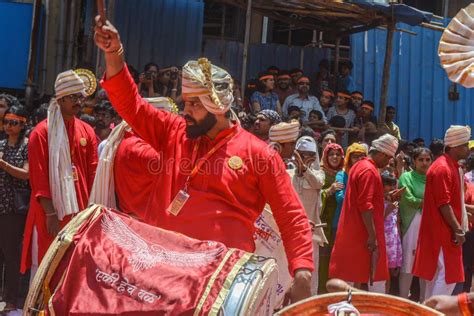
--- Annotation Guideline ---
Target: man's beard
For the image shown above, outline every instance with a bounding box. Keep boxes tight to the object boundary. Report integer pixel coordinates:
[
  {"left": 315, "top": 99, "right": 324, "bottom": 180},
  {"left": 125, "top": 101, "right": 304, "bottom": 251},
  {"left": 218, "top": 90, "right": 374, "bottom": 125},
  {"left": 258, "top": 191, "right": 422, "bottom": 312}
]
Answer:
[{"left": 185, "top": 112, "right": 217, "bottom": 139}]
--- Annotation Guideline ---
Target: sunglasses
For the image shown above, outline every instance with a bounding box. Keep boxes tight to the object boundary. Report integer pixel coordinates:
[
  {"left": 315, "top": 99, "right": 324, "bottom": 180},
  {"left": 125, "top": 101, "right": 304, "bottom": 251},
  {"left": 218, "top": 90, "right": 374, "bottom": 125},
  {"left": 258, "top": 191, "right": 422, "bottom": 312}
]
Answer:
[{"left": 3, "top": 119, "right": 24, "bottom": 126}]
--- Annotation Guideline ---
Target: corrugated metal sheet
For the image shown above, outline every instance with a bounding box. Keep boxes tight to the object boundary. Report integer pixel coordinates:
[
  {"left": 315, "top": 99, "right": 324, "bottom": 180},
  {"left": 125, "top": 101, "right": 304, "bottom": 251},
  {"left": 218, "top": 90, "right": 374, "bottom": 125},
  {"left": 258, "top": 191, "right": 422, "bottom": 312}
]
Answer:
[
  {"left": 0, "top": 2, "right": 38, "bottom": 89},
  {"left": 113, "top": 0, "right": 203, "bottom": 71},
  {"left": 203, "top": 38, "right": 330, "bottom": 80},
  {"left": 351, "top": 23, "right": 474, "bottom": 142}
]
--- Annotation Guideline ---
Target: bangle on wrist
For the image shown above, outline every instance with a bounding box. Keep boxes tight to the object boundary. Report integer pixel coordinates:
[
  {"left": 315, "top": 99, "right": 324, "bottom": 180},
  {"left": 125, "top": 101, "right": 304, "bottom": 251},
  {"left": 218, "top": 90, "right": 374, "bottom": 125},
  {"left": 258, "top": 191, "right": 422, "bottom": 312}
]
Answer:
[
  {"left": 107, "top": 43, "right": 124, "bottom": 56},
  {"left": 171, "top": 88, "right": 178, "bottom": 92},
  {"left": 455, "top": 231, "right": 465, "bottom": 237},
  {"left": 45, "top": 212, "right": 56, "bottom": 217}
]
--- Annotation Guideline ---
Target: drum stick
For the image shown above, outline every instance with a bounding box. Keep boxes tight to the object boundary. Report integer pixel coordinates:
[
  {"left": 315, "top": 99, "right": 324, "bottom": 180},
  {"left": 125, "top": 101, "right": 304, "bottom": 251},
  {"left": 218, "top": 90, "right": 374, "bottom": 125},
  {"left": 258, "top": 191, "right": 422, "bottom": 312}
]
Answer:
[
  {"left": 97, "top": 0, "right": 106, "bottom": 24},
  {"left": 313, "top": 223, "right": 327, "bottom": 228}
]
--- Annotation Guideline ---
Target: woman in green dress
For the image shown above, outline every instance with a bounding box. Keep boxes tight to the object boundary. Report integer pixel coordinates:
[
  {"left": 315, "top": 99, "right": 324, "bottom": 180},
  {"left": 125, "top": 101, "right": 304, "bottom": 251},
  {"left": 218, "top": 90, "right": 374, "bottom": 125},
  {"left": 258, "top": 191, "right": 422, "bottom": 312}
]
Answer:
[
  {"left": 398, "top": 147, "right": 432, "bottom": 299},
  {"left": 318, "top": 142, "right": 344, "bottom": 293}
]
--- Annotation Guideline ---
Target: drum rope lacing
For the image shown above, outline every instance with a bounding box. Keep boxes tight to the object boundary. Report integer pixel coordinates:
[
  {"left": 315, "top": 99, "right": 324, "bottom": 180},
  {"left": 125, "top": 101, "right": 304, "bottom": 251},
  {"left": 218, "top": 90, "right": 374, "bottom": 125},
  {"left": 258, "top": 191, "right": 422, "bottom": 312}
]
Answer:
[{"left": 327, "top": 289, "right": 361, "bottom": 315}]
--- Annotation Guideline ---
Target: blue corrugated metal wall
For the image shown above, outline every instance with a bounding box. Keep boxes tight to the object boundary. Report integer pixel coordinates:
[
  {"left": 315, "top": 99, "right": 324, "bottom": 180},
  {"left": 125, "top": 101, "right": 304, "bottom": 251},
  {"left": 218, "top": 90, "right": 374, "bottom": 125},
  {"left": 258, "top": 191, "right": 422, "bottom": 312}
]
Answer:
[
  {"left": 203, "top": 38, "right": 330, "bottom": 80},
  {"left": 351, "top": 23, "right": 474, "bottom": 142},
  {"left": 113, "top": 0, "right": 203, "bottom": 72},
  {"left": 0, "top": 2, "right": 37, "bottom": 89}
]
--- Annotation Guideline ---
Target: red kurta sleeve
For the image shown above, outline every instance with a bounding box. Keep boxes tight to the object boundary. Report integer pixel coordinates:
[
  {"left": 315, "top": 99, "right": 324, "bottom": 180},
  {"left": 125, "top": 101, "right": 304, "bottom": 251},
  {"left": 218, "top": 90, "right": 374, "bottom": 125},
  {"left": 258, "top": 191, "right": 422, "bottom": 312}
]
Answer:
[
  {"left": 256, "top": 148, "right": 314, "bottom": 275},
  {"left": 432, "top": 166, "right": 452, "bottom": 208},
  {"left": 356, "top": 169, "right": 376, "bottom": 212},
  {"left": 28, "top": 122, "right": 52, "bottom": 201},
  {"left": 100, "top": 64, "right": 184, "bottom": 152}
]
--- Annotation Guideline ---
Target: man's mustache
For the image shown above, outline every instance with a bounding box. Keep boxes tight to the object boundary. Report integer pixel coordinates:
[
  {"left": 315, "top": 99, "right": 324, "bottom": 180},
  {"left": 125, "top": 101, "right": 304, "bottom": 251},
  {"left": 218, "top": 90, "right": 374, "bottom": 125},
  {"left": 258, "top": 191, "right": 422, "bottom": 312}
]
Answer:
[{"left": 183, "top": 114, "right": 197, "bottom": 124}]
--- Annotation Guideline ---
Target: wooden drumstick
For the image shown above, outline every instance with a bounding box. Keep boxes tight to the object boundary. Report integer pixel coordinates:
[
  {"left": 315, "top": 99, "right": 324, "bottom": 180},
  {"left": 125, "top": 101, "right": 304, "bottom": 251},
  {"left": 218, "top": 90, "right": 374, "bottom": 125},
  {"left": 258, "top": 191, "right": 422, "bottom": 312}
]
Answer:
[
  {"left": 97, "top": 0, "right": 106, "bottom": 24},
  {"left": 326, "top": 278, "right": 361, "bottom": 293}
]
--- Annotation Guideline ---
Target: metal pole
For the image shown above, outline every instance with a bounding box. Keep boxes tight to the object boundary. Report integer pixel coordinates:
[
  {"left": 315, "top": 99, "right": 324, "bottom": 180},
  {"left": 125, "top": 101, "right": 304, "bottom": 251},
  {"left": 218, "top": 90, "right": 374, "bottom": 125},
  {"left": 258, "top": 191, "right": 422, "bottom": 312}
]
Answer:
[
  {"left": 65, "top": 0, "right": 77, "bottom": 69},
  {"left": 25, "top": 0, "right": 42, "bottom": 110},
  {"left": 220, "top": 4, "right": 226, "bottom": 62},
  {"left": 378, "top": 21, "right": 395, "bottom": 126},
  {"left": 334, "top": 37, "right": 340, "bottom": 76},
  {"left": 240, "top": 0, "right": 252, "bottom": 99},
  {"left": 56, "top": 0, "right": 67, "bottom": 74}
]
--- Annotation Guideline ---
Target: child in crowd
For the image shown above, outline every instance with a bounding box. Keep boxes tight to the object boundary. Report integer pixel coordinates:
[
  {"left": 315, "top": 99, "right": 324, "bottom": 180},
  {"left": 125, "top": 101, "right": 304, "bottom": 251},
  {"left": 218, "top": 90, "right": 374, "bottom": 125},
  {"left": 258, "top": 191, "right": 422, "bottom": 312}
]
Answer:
[{"left": 381, "top": 171, "right": 403, "bottom": 294}]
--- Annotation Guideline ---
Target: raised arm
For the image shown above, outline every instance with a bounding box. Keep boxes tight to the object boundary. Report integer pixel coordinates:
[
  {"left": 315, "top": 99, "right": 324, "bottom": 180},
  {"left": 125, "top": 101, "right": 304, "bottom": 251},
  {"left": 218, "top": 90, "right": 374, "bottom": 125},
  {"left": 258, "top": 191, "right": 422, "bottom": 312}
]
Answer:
[{"left": 94, "top": 16, "right": 183, "bottom": 151}]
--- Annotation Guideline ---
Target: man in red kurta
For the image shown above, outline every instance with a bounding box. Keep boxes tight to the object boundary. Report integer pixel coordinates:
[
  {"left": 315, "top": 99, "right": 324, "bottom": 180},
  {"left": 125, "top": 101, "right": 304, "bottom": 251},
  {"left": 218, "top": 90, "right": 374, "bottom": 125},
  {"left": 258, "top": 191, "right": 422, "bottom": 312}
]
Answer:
[
  {"left": 114, "top": 131, "right": 160, "bottom": 215},
  {"left": 413, "top": 125, "right": 470, "bottom": 300},
  {"left": 329, "top": 134, "right": 398, "bottom": 293},
  {"left": 95, "top": 18, "right": 313, "bottom": 301},
  {"left": 21, "top": 70, "right": 98, "bottom": 274}
]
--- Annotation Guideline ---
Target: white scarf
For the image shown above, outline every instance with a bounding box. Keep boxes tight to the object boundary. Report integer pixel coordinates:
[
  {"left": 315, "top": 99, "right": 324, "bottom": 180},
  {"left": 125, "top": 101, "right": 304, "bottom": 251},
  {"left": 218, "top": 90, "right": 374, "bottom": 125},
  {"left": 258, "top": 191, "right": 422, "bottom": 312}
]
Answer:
[
  {"left": 47, "top": 100, "right": 79, "bottom": 220},
  {"left": 459, "top": 167, "right": 469, "bottom": 232},
  {"left": 89, "top": 121, "right": 130, "bottom": 208}
]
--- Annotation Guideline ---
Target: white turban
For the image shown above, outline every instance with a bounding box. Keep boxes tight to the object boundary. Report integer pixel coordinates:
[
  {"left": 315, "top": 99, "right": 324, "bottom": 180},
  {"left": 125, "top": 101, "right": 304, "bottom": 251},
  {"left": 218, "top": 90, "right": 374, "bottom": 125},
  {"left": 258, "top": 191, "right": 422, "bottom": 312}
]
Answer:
[
  {"left": 145, "top": 97, "right": 179, "bottom": 113},
  {"left": 269, "top": 120, "right": 300, "bottom": 144},
  {"left": 182, "top": 58, "right": 234, "bottom": 115},
  {"left": 444, "top": 125, "right": 471, "bottom": 148},
  {"left": 54, "top": 70, "right": 87, "bottom": 100},
  {"left": 370, "top": 134, "right": 399, "bottom": 157},
  {"left": 296, "top": 136, "right": 317, "bottom": 153}
]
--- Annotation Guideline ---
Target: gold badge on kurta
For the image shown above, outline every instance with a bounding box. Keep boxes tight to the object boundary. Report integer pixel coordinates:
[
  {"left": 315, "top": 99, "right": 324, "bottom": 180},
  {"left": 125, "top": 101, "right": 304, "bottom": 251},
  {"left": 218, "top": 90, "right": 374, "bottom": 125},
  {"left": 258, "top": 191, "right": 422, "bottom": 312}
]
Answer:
[
  {"left": 228, "top": 156, "right": 243, "bottom": 170},
  {"left": 80, "top": 138, "right": 87, "bottom": 147}
]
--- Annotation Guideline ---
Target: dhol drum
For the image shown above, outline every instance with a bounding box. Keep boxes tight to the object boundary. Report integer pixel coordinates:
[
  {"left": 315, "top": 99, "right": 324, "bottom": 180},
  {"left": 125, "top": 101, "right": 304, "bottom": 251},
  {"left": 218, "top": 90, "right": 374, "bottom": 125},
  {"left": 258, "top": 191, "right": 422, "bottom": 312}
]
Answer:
[
  {"left": 24, "top": 205, "right": 278, "bottom": 316},
  {"left": 275, "top": 279, "right": 442, "bottom": 316},
  {"left": 254, "top": 206, "right": 293, "bottom": 308}
]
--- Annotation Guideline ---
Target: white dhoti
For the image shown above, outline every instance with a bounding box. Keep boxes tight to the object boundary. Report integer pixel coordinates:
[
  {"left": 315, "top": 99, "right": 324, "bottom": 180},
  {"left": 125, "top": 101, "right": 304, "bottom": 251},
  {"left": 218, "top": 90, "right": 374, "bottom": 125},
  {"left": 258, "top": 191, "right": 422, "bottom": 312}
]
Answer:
[
  {"left": 399, "top": 212, "right": 422, "bottom": 299},
  {"left": 30, "top": 226, "right": 39, "bottom": 285},
  {"left": 423, "top": 250, "right": 456, "bottom": 301}
]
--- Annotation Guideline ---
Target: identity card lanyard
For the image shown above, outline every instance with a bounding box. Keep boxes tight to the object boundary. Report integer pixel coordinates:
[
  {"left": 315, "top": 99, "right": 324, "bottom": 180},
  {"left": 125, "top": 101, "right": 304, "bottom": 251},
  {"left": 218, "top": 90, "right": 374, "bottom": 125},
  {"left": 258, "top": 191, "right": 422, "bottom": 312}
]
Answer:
[{"left": 166, "top": 131, "right": 237, "bottom": 216}]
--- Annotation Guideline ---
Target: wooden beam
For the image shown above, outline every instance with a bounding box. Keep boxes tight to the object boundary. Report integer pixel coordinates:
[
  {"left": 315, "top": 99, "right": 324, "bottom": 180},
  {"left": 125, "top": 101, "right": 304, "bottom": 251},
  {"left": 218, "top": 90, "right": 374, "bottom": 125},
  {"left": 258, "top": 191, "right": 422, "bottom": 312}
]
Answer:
[
  {"left": 421, "top": 22, "right": 445, "bottom": 32},
  {"left": 378, "top": 21, "right": 395, "bottom": 127}
]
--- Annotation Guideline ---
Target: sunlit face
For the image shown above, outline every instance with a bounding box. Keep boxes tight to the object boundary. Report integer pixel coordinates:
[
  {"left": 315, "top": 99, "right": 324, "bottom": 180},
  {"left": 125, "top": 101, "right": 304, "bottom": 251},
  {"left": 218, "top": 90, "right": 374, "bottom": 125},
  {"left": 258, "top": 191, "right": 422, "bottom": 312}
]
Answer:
[
  {"left": 327, "top": 149, "right": 343, "bottom": 169},
  {"left": 253, "top": 114, "right": 271, "bottom": 137},
  {"left": 452, "top": 143, "right": 470, "bottom": 161},
  {"left": 321, "top": 134, "right": 336, "bottom": 151},
  {"left": 374, "top": 151, "right": 392, "bottom": 169},
  {"left": 58, "top": 93, "right": 85, "bottom": 118},
  {"left": 350, "top": 152, "right": 366, "bottom": 166},
  {"left": 182, "top": 96, "right": 217, "bottom": 139},
  {"left": 413, "top": 152, "right": 432, "bottom": 175},
  {"left": 298, "top": 150, "right": 317, "bottom": 165},
  {"left": 3, "top": 116, "right": 25, "bottom": 137}
]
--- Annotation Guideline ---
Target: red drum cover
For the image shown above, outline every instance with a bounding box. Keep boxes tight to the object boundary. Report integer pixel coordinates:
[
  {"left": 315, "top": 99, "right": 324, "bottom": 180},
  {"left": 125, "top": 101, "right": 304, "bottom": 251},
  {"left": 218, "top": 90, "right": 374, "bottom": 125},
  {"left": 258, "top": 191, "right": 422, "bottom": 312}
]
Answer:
[{"left": 46, "top": 207, "right": 251, "bottom": 315}]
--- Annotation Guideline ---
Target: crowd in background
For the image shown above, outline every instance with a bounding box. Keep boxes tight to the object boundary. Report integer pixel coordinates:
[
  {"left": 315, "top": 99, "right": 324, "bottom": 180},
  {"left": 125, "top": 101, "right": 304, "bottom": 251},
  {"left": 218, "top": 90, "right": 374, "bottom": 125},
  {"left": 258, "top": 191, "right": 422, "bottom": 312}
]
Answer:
[{"left": 0, "top": 56, "right": 473, "bottom": 312}]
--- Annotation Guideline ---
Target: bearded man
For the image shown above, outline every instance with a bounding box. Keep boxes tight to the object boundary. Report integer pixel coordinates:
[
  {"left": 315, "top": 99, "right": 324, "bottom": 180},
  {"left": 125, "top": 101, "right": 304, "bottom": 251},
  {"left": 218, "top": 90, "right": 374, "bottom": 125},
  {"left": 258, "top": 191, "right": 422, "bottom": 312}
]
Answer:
[{"left": 94, "top": 16, "right": 313, "bottom": 302}]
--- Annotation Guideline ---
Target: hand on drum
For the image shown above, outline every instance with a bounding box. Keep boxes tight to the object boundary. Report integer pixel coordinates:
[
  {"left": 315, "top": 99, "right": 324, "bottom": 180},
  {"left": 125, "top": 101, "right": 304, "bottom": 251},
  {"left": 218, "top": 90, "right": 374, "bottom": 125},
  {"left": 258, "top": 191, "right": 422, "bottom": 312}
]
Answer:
[
  {"left": 290, "top": 269, "right": 312, "bottom": 303},
  {"left": 424, "top": 295, "right": 461, "bottom": 315}
]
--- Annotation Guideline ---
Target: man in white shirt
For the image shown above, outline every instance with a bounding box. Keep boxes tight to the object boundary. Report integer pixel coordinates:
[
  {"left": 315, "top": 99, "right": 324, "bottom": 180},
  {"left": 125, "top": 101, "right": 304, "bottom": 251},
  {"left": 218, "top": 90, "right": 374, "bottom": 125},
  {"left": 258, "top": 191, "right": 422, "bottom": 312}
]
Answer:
[{"left": 283, "top": 76, "right": 327, "bottom": 125}]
